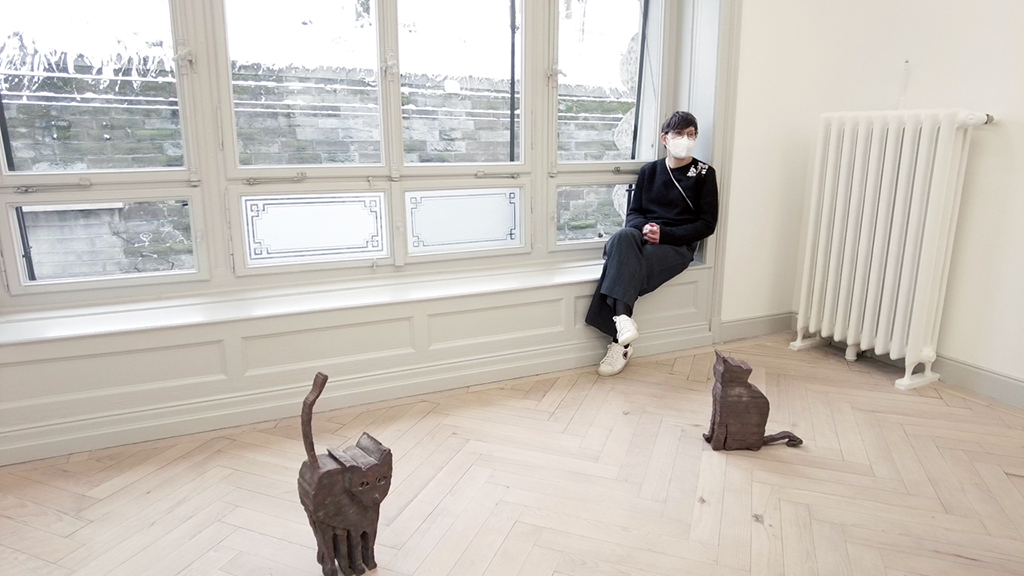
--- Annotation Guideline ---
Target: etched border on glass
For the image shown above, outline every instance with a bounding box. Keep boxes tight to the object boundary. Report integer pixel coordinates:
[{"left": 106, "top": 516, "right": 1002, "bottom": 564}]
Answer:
[
  {"left": 406, "top": 188, "right": 521, "bottom": 255},
  {"left": 242, "top": 193, "right": 386, "bottom": 266}
]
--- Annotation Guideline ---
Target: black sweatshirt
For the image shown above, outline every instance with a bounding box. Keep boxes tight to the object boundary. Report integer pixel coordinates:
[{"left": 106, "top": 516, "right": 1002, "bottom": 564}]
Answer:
[{"left": 624, "top": 157, "right": 719, "bottom": 247}]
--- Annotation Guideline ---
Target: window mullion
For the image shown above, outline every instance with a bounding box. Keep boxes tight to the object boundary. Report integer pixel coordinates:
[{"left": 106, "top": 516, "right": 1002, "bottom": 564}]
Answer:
[
  {"left": 208, "top": 0, "right": 244, "bottom": 180},
  {"left": 529, "top": 0, "right": 557, "bottom": 252},
  {"left": 376, "top": 0, "right": 406, "bottom": 266},
  {"left": 541, "top": 0, "right": 559, "bottom": 181},
  {"left": 377, "top": 0, "right": 404, "bottom": 183},
  {"left": 169, "top": 0, "right": 203, "bottom": 188},
  {"left": 630, "top": 0, "right": 652, "bottom": 160}
]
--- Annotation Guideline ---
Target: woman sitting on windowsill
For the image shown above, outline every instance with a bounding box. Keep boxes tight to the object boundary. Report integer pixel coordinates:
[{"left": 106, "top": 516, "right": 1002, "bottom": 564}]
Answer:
[{"left": 586, "top": 111, "right": 719, "bottom": 376}]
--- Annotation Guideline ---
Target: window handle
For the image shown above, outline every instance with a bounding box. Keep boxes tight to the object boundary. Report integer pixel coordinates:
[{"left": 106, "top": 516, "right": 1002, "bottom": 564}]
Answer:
[
  {"left": 547, "top": 67, "right": 565, "bottom": 87},
  {"left": 174, "top": 48, "right": 196, "bottom": 73},
  {"left": 383, "top": 51, "right": 399, "bottom": 80},
  {"left": 475, "top": 170, "right": 519, "bottom": 179}
]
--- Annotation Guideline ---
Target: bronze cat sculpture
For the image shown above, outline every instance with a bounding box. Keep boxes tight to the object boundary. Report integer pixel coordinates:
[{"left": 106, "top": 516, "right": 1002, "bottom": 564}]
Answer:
[
  {"left": 703, "top": 351, "right": 803, "bottom": 451},
  {"left": 298, "top": 373, "right": 392, "bottom": 576}
]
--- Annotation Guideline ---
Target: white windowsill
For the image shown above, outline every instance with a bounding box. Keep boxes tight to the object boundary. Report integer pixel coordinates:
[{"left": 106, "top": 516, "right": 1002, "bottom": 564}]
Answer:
[{"left": 0, "top": 259, "right": 625, "bottom": 346}]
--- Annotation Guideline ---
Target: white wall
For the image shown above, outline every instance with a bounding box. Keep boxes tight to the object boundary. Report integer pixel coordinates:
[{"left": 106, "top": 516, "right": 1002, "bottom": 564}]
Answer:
[{"left": 721, "top": 0, "right": 1024, "bottom": 381}]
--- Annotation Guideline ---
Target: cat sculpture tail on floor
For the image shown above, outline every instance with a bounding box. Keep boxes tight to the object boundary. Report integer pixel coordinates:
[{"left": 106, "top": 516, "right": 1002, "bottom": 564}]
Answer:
[
  {"left": 298, "top": 372, "right": 393, "bottom": 576},
  {"left": 703, "top": 351, "right": 803, "bottom": 451}
]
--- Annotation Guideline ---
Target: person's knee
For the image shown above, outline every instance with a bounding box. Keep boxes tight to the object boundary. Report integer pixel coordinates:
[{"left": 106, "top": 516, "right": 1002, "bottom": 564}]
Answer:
[{"left": 607, "top": 227, "right": 642, "bottom": 248}]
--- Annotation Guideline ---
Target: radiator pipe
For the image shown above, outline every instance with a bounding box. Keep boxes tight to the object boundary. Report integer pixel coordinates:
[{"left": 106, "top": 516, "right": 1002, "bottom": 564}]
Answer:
[{"left": 960, "top": 111, "right": 994, "bottom": 126}]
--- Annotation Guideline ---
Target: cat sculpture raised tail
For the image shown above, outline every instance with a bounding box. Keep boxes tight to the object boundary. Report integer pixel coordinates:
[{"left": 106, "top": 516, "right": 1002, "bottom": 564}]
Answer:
[
  {"left": 298, "top": 373, "right": 392, "bottom": 576},
  {"left": 703, "top": 351, "right": 803, "bottom": 451}
]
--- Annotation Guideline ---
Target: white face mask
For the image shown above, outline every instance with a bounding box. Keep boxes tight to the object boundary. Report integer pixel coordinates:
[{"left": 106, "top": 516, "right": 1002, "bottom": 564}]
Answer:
[{"left": 666, "top": 135, "right": 696, "bottom": 159}]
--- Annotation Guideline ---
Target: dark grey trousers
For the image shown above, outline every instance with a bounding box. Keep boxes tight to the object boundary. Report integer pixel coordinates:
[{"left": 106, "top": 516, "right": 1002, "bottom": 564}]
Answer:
[{"left": 585, "top": 227, "right": 695, "bottom": 339}]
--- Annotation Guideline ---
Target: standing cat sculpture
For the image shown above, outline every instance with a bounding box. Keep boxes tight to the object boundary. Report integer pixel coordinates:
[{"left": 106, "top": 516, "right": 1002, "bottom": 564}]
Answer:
[
  {"left": 703, "top": 351, "right": 803, "bottom": 451},
  {"left": 298, "top": 373, "right": 392, "bottom": 576}
]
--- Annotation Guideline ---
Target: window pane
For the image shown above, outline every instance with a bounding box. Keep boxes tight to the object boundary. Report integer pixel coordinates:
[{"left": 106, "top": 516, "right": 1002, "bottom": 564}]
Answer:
[
  {"left": 242, "top": 193, "right": 387, "bottom": 266},
  {"left": 0, "top": 1, "right": 184, "bottom": 172},
  {"left": 15, "top": 200, "right": 195, "bottom": 282},
  {"left": 406, "top": 188, "right": 521, "bottom": 254},
  {"left": 224, "top": 0, "right": 382, "bottom": 167},
  {"left": 556, "top": 184, "right": 627, "bottom": 243},
  {"left": 397, "top": 0, "right": 522, "bottom": 164},
  {"left": 557, "top": 0, "right": 661, "bottom": 163}
]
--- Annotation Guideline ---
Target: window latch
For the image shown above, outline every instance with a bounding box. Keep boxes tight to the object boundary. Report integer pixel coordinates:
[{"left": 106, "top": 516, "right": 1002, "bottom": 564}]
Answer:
[
  {"left": 475, "top": 170, "right": 519, "bottom": 179},
  {"left": 547, "top": 67, "right": 565, "bottom": 87},
  {"left": 174, "top": 48, "right": 196, "bottom": 73},
  {"left": 383, "top": 51, "right": 399, "bottom": 80},
  {"left": 13, "top": 178, "right": 90, "bottom": 193}
]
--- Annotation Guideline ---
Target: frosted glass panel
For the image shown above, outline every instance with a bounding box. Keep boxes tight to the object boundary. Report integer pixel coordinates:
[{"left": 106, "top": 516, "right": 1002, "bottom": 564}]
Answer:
[
  {"left": 242, "top": 193, "right": 386, "bottom": 266},
  {"left": 406, "top": 188, "right": 520, "bottom": 255},
  {"left": 556, "top": 184, "right": 627, "bottom": 243}
]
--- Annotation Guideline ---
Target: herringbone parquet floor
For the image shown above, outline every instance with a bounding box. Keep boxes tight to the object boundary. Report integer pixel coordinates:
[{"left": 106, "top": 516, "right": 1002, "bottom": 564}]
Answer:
[{"left": 3, "top": 332, "right": 1024, "bottom": 576}]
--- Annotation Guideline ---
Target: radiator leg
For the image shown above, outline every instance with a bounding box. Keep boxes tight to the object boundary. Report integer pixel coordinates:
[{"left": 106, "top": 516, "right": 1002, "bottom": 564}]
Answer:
[
  {"left": 894, "top": 360, "right": 940, "bottom": 390},
  {"left": 789, "top": 330, "right": 827, "bottom": 351},
  {"left": 845, "top": 344, "right": 860, "bottom": 362}
]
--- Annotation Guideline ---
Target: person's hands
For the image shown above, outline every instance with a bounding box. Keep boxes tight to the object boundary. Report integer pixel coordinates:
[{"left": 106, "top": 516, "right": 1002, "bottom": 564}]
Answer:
[{"left": 643, "top": 223, "right": 660, "bottom": 244}]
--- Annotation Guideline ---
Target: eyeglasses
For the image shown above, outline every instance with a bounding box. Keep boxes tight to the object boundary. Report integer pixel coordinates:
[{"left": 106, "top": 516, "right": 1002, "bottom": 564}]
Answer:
[{"left": 665, "top": 129, "right": 697, "bottom": 139}]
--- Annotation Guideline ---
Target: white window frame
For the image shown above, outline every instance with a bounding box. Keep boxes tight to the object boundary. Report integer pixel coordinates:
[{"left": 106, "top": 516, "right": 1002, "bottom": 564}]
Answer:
[
  {"left": 543, "top": 0, "right": 676, "bottom": 253},
  {"left": 398, "top": 180, "right": 532, "bottom": 264},
  {"left": 0, "top": 188, "right": 210, "bottom": 295},
  {"left": 546, "top": 171, "right": 638, "bottom": 253},
  {"left": 0, "top": 0, "right": 699, "bottom": 298},
  {"left": 0, "top": 0, "right": 213, "bottom": 295},
  {"left": 0, "top": 0, "right": 203, "bottom": 189},
  {"left": 211, "top": 0, "right": 533, "bottom": 184},
  {"left": 225, "top": 180, "right": 395, "bottom": 277},
  {"left": 548, "top": 0, "right": 668, "bottom": 176},
  {"left": 390, "top": 0, "right": 533, "bottom": 180},
  {"left": 210, "top": 0, "right": 391, "bottom": 182}
]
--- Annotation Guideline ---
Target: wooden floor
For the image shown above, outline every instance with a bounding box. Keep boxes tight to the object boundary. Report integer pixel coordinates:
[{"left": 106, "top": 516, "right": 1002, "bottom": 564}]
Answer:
[{"left": 3, "top": 332, "right": 1024, "bottom": 576}]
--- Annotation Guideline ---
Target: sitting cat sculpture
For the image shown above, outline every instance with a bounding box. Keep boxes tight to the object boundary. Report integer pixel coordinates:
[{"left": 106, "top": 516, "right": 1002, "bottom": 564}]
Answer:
[
  {"left": 298, "top": 373, "right": 392, "bottom": 576},
  {"left": 703, "top": 351, "right": 803, "bottom": 451}
]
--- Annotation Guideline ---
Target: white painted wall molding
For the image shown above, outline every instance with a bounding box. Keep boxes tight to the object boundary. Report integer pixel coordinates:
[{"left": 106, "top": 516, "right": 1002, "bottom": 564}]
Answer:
[
  {"left": 707, "top": 0, "right": 743, "bottom": 344},
  {"left": 0, "top": 268, "right": 713, "bottom": 465},
  {"left": 716, "top": 312, "right": 796, "bottom": 343}
]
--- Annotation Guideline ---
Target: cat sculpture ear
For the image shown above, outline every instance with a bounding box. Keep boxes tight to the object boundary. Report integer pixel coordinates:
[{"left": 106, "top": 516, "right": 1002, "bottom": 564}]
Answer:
[{"left": 356, "top": 433, "right": 391, "bottom": 465}]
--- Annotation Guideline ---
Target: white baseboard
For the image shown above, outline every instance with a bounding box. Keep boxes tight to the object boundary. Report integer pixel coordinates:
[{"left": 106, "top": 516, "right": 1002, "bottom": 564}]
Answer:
[
  {"left": 712, "top": 312, "right": 1023, "bottom": 410},
  {"left": 933, "top": 355, "right": 1024, "bottom": 410},
  {"left": 716, "top": 312, "right": 797, "bottom": 343}
]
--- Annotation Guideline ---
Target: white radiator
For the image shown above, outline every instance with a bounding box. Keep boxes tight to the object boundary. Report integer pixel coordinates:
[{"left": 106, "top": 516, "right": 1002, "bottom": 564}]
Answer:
[{"left": 790, "top": 109, "right": 992, "bottom": 390}]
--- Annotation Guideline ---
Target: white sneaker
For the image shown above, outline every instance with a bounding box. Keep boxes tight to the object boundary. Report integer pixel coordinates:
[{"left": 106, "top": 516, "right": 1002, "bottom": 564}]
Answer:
[
  {"left": 598, "top": 342, "right": 633, "bottom": 377},
  {"left": 612, "top": 315, "right": 639, "bottom": 346}
]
